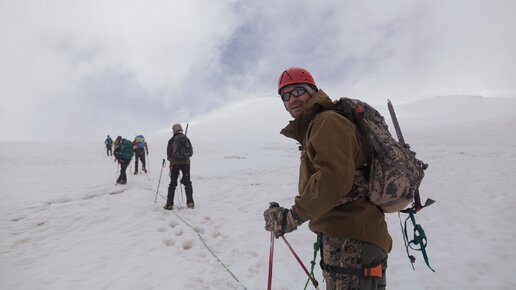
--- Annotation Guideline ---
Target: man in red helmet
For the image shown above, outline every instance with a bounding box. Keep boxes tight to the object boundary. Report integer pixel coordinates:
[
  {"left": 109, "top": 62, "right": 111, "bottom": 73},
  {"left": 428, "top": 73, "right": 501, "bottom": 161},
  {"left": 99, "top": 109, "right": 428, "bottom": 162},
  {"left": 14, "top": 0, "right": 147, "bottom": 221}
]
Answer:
[{"left": 263, "top": 67, "right": 392, "bottom": 289}]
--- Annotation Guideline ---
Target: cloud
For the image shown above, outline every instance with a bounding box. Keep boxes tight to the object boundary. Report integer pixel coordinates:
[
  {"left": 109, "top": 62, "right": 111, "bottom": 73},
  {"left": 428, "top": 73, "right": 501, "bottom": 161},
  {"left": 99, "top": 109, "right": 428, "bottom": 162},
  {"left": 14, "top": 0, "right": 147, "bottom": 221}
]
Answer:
[
  {"left": 1, "top": 0, "right": 515, "bottom": 141},
  {"left": 0, "top": 0, "right": 240, "bottom": 141},
  {"left": 226, "top": 0, "right": 516, "bottom": 102}
]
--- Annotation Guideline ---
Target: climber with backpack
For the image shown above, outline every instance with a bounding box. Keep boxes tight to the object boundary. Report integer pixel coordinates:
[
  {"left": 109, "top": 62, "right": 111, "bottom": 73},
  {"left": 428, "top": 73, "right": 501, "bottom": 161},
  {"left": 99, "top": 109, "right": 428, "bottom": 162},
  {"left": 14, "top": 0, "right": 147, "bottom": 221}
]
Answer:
[
  {"left": 264, "top": 67, "right": 404, "bottom": 290},
  {"left": 132, "top": 134, "right": 149, "bottom": 174},
  {"left": 114, "top": 136, "right": 134, "bottom": 185},
  {"left": 164, "top": 123, "right": 194, "bottom": 210},
  {"left": 105, "top": 135, "right": 113, "bottom": 156}
]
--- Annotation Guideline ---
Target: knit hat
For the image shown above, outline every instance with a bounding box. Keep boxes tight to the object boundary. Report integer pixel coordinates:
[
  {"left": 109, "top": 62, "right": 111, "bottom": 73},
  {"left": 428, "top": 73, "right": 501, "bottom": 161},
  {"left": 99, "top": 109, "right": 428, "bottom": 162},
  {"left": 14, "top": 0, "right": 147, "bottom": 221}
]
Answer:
[{"left": 172, "top": 123, "right": 183, "bottom": 134}]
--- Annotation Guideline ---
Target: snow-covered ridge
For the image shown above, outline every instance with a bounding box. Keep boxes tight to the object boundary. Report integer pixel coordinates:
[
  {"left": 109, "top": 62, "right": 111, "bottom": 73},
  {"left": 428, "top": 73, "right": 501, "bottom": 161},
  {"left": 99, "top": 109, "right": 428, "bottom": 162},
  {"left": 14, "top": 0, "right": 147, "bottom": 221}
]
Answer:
[{"left": 178, "top": 94, "right": 516, "bottom": 147}]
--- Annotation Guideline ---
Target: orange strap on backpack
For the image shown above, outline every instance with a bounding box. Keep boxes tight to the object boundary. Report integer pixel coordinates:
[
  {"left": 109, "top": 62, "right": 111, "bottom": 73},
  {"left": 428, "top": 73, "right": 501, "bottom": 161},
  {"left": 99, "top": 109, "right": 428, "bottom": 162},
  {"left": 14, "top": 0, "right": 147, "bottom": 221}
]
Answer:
[{"left": 363, "top": 263, "right": 383, "bottom": 278}]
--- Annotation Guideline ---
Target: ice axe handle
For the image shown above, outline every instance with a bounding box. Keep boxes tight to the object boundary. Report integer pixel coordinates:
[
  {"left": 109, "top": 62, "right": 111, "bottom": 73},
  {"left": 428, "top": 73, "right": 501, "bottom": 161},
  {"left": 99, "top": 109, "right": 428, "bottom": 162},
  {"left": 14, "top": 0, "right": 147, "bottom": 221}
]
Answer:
[{"left": 387, "top": 99, "right": 406, "bottom": 145}]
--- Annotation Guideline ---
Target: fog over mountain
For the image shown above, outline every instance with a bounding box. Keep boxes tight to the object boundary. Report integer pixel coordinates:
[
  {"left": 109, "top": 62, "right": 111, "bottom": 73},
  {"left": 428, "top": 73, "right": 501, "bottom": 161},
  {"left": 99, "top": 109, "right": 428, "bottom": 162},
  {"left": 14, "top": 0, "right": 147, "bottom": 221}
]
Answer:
[{"left": 1, "top": 1, "right": 514, "bottom": 141}]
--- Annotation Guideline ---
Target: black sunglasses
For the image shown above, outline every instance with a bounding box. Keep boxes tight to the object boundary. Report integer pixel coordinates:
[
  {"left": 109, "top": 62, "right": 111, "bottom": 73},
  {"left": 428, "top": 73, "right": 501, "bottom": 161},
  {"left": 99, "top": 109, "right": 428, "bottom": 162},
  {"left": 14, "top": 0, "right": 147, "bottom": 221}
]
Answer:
[{"left": 280, "top": 87, "right": 307, "bottom": 102}]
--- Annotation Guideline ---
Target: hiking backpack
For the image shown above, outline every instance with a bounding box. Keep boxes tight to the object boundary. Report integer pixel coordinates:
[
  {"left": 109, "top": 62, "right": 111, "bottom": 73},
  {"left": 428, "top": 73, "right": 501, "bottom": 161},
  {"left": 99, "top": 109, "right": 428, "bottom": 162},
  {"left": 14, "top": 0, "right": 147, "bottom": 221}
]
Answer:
[
  {"left": 333, "top": 97, "right": 427, "bottom": 213},
  {"left": 119, "top": 139, "right": 134, "bottom": 161},
  {"left": 309, "top": 98, "right": 435, "bottom": 271},
  {"left": 135, "top": 135, "right": 146, "bottom": 149},
  {"left": 171, "top": 134, "right": 193, "bottom": 159}
]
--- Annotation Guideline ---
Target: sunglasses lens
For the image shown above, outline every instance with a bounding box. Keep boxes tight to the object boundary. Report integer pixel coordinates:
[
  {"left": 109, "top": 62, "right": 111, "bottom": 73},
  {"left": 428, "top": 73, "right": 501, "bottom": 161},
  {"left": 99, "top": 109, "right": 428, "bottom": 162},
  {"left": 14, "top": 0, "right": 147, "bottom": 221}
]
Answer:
[
  {"left": 291, "top": 87, "right": 306, "bottom": 97},
  {"left": 280, "top": 87, "right": 307, "bottom": 102}
]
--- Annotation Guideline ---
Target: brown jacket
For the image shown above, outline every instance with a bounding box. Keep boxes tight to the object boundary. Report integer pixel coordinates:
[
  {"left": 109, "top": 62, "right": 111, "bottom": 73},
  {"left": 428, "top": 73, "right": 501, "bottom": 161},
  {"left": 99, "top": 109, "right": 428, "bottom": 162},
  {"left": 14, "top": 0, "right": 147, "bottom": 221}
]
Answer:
[{"left": 280, "top": 89, "right": 392, "bottom": 253}]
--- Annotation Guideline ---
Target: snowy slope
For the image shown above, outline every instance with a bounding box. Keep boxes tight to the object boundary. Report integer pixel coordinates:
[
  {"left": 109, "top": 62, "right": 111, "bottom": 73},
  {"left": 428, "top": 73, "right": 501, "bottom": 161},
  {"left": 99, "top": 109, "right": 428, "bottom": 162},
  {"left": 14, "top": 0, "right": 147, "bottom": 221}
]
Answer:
[{"left": 1, "top": 96, "right": 516, "bottom": 290}]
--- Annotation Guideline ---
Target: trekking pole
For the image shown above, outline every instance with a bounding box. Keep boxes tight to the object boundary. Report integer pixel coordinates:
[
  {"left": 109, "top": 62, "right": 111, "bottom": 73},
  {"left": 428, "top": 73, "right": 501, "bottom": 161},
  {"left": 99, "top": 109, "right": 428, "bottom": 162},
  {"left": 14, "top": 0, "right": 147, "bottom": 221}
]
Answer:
[
  {"left": 144, "top": 153, "right": 151, "bottom": 181},
  {"left": 267, "top": 202, "right": 279, "bottom": 290},
  {"left": 267, "top": 231, "right": 275, "bottom": 290},
  {"left": 179, "top": 172, "right": 185, "bottom": 205},
  {"left": 281, "top": 236, "right": 320, "bottom": 289},
  {"left": 147, "top": 153, "right": 151, "bottom": 175},
  {"left": 115, "top": 162, "right": 119, "bottom": 183},
  {"left": 154, "top": 159, "right": 166, "bottom": 204}
]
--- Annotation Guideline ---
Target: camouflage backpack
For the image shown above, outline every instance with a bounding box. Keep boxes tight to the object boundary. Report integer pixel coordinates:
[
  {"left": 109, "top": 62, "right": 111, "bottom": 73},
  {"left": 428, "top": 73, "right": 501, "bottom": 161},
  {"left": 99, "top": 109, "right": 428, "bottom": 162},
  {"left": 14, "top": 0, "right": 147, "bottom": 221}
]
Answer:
[{"left": 332, "top": 97, "right": 426, "bottom": 213}]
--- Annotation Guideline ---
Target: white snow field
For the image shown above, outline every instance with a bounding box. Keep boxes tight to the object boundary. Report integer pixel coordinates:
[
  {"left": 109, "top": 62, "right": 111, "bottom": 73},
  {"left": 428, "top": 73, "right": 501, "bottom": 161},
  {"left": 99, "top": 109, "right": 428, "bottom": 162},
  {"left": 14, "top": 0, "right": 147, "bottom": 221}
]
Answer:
[{"left": 1, "top": 95, "right": 515, "bottom": 289}]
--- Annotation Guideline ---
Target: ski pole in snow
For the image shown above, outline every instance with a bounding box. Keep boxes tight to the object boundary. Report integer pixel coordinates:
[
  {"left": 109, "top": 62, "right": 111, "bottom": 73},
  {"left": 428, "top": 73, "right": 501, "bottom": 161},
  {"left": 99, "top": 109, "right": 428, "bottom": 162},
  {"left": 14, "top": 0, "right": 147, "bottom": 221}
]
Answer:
[
  {"left": 267, "top": 202, "right": 279, "bottom": 290},
  {"left": 180, "top": 172, "right": 184, "bottom": 204},
  {"left": 154, "top": 159, "right": 166, "bottom": 204},
  {"left": 179, "top": 123, "right": 189, "bottom": 207},
  {"left": 146, "top": 153, "right": 150, "bottom": 175},
  {"left": 267, "top": 231, "right": 275, "bottom": 290},
  {"left": 114, "top": 162, "right": 120, "bottom": 183},
  {"left": 281, "top": 236, "right": 320, "bottom": 289}
]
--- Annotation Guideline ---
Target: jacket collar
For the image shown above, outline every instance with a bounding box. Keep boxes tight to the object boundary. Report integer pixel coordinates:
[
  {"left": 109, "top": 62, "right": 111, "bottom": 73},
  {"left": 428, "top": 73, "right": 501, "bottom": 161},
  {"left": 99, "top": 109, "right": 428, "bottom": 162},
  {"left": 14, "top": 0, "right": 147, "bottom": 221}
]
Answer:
[{"left": 280, "top": 89, "right": 335, "bottom": 143}]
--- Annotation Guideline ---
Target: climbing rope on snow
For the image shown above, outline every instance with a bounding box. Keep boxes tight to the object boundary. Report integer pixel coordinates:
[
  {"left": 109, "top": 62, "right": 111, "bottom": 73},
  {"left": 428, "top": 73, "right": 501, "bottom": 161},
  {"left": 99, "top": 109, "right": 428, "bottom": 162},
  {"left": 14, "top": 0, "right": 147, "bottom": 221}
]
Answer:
[
  {"left": 171, "top": 209, "right": 248, "bottom": 290},
  {"left": 139, "top": 180, "right": 247, "bottom": 288}
]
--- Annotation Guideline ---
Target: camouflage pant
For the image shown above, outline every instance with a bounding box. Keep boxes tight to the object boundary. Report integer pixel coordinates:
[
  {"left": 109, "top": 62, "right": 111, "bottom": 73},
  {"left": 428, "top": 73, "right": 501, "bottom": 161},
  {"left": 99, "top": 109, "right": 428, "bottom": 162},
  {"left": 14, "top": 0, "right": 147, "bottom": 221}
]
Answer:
[{"left": 320, "top": 236, "right": 387, "bottom": 290}]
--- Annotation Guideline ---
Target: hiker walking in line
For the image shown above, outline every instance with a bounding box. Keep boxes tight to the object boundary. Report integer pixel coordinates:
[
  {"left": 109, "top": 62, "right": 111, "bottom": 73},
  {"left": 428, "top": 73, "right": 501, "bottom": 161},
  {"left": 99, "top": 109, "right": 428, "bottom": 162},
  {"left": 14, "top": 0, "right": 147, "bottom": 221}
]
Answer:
[
  {"left": 132, "top": 134, "right": 149, "bottom": 174},
  {"left": 105, "top": 135, "right": 113, "bottom": 156},
  {"left": 263, "top": 67, "right": 392, "bottom": 289},
  {"left": 164, "top": 123, "right": 194, "bottom": 210},
  {"left": 113, "top": 135, "right": 122, "bottom": 158},
  {"left": 114, "top": 136, "right": 133, "bottom": 185},
  {"left": 113, "top": 135, "right": 123, "bottom": 160}
]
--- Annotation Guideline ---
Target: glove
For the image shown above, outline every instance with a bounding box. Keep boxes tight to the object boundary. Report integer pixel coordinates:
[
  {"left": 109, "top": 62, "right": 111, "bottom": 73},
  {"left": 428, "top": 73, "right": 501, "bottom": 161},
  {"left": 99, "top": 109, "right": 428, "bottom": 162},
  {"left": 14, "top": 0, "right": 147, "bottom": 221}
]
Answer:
[{"left": 263, "top": 206, "right": 302, "bottom": 238}]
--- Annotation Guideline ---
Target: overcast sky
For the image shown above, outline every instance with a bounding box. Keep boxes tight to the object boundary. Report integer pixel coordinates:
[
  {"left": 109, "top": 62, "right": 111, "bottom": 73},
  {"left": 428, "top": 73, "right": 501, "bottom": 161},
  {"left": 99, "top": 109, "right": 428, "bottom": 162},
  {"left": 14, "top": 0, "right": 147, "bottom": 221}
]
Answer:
[{"left": 1, "top": 0, "right": 515, "bottom": 142}]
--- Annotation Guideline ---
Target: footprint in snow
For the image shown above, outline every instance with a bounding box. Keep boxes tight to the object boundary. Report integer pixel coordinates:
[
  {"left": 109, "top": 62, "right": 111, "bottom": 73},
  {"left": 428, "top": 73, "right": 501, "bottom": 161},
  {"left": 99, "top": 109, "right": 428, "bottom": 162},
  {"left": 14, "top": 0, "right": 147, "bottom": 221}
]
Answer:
[
  {"left": 163, "top": 239, "right": 175, "bottom": 247},
  {"left": 168, "top": 221, "right": 179, "bottom": 228},
  {"left": 11, "top": 216, "right": 25, "bottom": 222},
  {"left": 175, "top": 228, "right": 183, "bottom": 236},
  {"left": 182, "top": 240, "right": 194, "bottom": 250},
  {"left": 193, "top": 226, "right": 204, "bottom": 234},
  {"left": 211, "top": 230, "right": 221, "bottom": 238}
]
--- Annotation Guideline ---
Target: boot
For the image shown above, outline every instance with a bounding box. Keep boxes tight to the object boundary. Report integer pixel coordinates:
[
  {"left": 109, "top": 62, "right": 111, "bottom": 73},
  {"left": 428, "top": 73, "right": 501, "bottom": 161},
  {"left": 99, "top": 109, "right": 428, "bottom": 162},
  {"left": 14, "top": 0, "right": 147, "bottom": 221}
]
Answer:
[
  {"left": 164, "top": 203, "right": 173, "bottom": 210},
  {"left": 187, "top": 203, "right": 195, "bottom": 209},
  {"left": 134, "top": 170, "right": 138, "bottom": 175},
  {"left": 143, "top": 168, "right": 147, "bottom": 173}
]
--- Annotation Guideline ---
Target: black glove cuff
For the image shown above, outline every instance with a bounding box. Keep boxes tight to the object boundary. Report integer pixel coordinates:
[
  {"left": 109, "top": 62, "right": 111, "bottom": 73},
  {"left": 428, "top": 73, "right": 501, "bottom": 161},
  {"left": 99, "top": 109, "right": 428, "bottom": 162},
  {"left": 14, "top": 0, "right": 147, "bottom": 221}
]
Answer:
[
  {"left": 290, "top": 206, "right": 305, "bottom": 225},
  {"left": 280, "top": 208, "right": 289, "bottom": 233}
]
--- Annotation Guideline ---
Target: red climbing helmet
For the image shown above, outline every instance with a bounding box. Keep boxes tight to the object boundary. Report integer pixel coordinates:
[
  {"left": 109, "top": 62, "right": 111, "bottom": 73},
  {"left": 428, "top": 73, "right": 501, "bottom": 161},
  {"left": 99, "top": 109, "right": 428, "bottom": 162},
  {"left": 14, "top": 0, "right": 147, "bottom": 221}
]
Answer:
[{"left": 277, "top": 67, "right": 317, "bottom": 94}]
